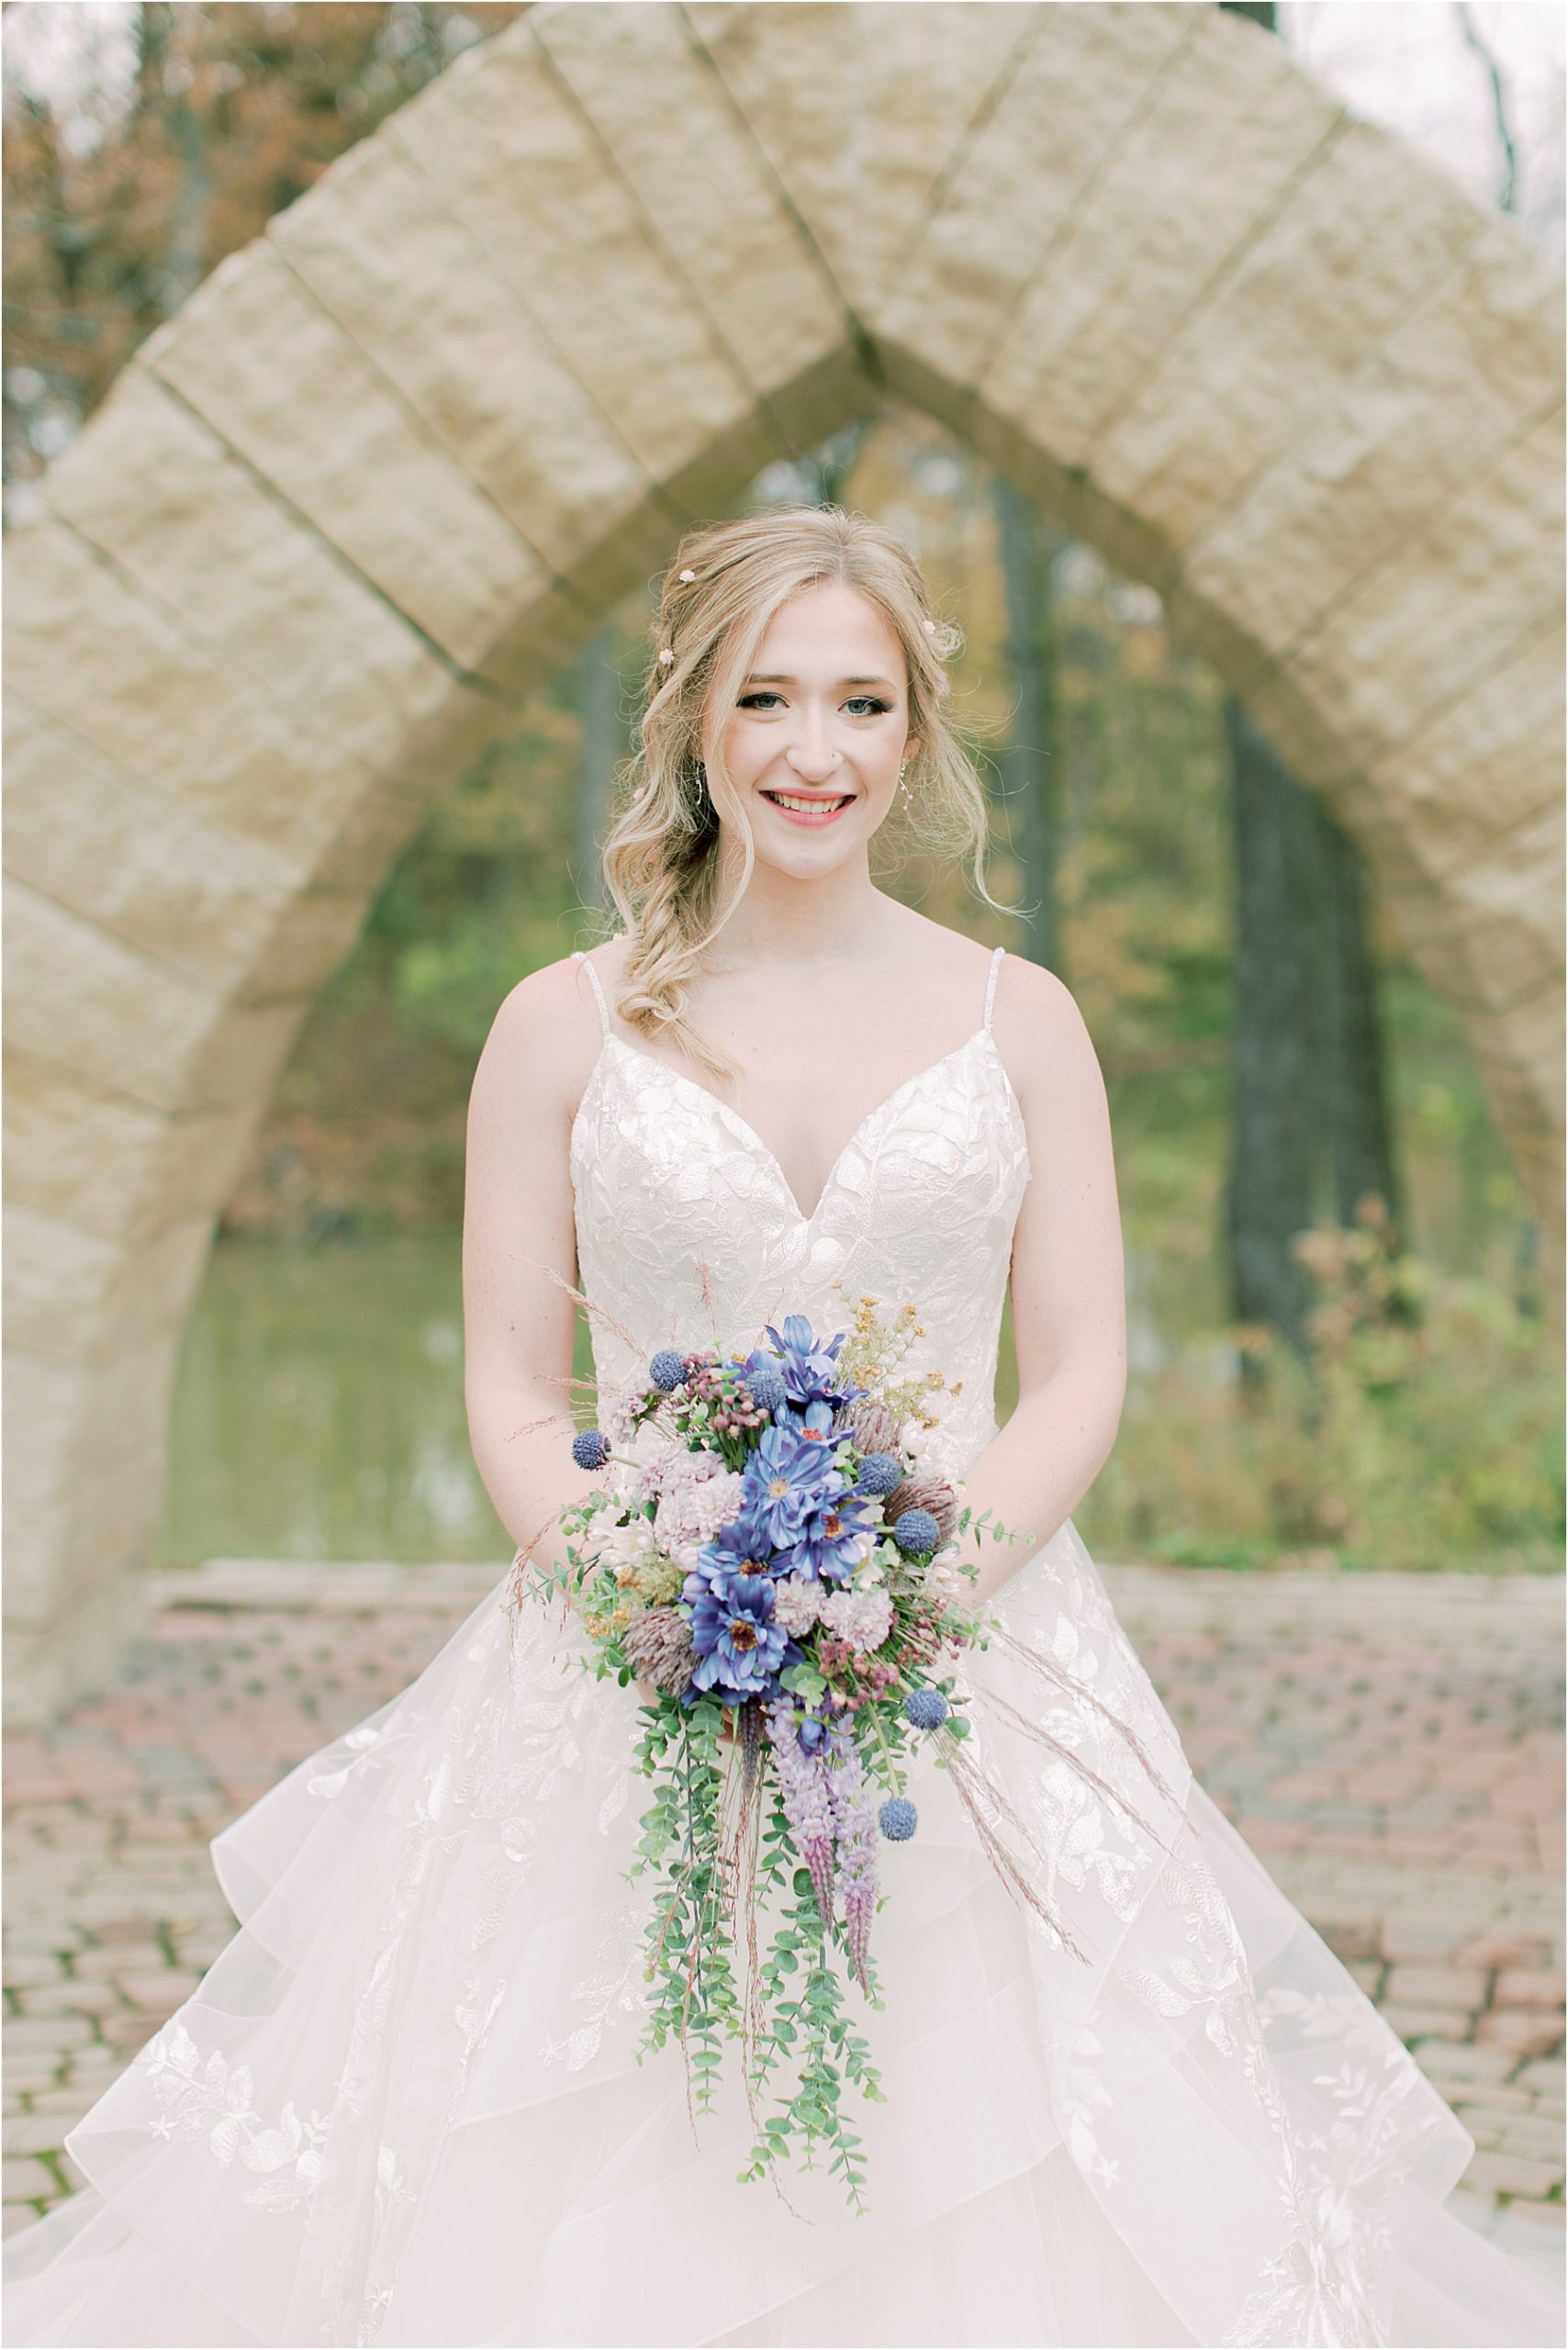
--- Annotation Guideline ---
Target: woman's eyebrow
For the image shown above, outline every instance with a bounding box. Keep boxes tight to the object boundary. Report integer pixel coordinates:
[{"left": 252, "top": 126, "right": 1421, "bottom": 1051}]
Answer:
[{"left": 744, "top": 672, "right": 897, "bottom": 688}]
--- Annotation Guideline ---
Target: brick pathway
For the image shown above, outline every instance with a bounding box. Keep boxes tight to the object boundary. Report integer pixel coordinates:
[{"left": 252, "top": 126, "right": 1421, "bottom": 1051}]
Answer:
[{"left": 5, "top": 1561, "right": 1562, "bottom": 2272}]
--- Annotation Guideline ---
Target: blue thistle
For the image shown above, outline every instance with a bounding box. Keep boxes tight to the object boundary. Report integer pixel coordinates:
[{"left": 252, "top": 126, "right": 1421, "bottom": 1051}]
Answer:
[
  {"left": 743, "top": 1358, "right": 789, "bottom": 1416},
  {"left": 879, "top": 1796, "right": 918, "bottom": 1841},
  {"left": 892, "top": 1507, "right": 941, "bottom": 1555},
  {"left": 902, "top": 1687, "right": 948, "bottom": 1730},
  {"left": 856, "top": 1451, "right": 903, "bottom": 1496},
  {"left": 571, "top": 1428, "right": 608, "bottom": 1472},
  {"left": 648, "top": 1348, "right": 686, "bottom": 1392}
]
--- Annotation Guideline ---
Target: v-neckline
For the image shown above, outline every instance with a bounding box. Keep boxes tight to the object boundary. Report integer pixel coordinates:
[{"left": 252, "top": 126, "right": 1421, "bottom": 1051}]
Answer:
[{"left": 580, "top": 1025, "right": 1000, "bottom": 1228}]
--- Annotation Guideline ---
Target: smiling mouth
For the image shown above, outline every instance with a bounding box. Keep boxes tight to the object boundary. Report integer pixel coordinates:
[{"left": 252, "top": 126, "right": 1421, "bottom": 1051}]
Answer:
[{"left": 761, "top": 789, "right": 854, "bottom": 823}]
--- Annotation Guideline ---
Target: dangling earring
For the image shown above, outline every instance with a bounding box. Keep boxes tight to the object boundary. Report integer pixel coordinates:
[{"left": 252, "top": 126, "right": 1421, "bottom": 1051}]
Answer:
[{"left": 897, "top": 757, "right": 910, "bottom": 801}]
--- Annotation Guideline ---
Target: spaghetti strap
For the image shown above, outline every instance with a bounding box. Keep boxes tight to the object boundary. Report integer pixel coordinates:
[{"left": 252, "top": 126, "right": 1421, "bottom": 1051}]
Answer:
[
  {"left": 982, "top": 944, "right": 1005, "bottom": 1035},
  {"left": 572, "top": 948, "right": 611, "bottom": 1043}
]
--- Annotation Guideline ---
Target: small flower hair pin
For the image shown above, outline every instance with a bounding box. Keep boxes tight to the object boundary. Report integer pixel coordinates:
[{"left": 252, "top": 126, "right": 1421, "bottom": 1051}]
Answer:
[
  {"left": 657, "top": 648, "right": 674, "bottom": 665},
  {"left": 678, "top": 568, "right": 696, "bottom": 582},
  {"left": 923, "top": 619, "right": 936, "bottom": 634}
]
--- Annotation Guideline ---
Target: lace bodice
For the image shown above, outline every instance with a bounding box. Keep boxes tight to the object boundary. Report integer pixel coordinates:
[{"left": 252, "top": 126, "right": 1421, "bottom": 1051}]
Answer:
[{"left": 568, "top": 944, "right": 1030, "bottom": 1474}]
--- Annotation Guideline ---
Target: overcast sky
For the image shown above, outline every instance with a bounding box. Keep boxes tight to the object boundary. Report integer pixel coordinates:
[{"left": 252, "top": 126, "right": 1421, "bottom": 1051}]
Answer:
[{"left": 4, "top": 0, "right": 1562, "bottom": 261}]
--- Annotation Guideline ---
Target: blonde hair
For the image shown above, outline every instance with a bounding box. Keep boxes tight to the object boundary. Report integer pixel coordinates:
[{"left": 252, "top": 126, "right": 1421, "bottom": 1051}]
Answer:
[{"left": 595, "top": 504, "right": 1005, "bottom": 1082}]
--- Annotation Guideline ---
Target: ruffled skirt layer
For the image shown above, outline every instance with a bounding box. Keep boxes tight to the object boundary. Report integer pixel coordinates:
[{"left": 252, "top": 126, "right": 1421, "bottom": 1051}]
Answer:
[{"left": 6, "top": 1524, "right": 1562, "bottom": 2347}]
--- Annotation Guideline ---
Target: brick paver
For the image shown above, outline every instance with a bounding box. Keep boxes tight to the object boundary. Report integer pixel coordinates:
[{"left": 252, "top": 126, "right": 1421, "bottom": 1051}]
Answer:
[{"left": 4, "top": 1562, "right": 1562, "bottom": 2267}]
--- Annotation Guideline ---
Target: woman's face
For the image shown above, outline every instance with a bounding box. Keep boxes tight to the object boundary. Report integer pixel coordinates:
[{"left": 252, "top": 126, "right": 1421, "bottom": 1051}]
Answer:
[{"left": 702, "top": 582, "right": 920, "bottom": 879}]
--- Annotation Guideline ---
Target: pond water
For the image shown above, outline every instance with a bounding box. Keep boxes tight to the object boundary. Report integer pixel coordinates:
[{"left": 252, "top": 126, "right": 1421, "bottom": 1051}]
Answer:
[{"left": 160, "top": 1233, "right": 1032, "bottom": 1568}]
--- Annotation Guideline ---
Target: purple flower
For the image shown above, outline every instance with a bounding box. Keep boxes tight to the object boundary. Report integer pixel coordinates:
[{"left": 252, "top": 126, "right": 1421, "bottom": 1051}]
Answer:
[{"left": 685, "top": 1572, "right": 797, "bottom": 1704}]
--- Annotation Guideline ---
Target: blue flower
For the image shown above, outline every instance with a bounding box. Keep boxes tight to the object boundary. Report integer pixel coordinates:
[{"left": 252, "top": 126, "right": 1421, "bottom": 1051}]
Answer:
[
  {"left": 690, "top": 1508, "right": 778, "bottom": 1589},
  {"left": 776, "top": 1483, "right": 879, "bottom": 1583},
  {"left": 879, "top": 1796, "right": 918, "bottom": 1841},
  {"left": 686, "top": 1572, "right": 799, "bottom": 1703},
  {"left": 742, "top": 1410, "right": 844, "bottom": 1546},
  {"left": 902, "top": 1688, "right": 948, "bottom": 1730},
  {"left": 571, "top": 1428, "right": 608, "bottom": 1471},
  {"left": 761, "top": 1315, "right": 864, "bottom": 1414},
  {"left": 648, "top": 1348, "right": 686, "bottom": 1392}
]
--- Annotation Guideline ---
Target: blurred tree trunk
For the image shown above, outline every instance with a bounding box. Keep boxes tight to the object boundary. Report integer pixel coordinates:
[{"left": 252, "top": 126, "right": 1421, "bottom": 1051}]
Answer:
[
  {"left": 574, "top": 623, "right": 621, "bottom": 917},
  {"left": 991, "top": 475, "right": 1064, "bottom": 974},
  {"left": 1219, "top": 0, "right": 1407, "bottom": 1360},
  {"left": 1224, "top": 699, "right": 1318, "bottom": 1367},
  {"left": 1314, "top": 801, "right": 1406, "bottom": 1245}
]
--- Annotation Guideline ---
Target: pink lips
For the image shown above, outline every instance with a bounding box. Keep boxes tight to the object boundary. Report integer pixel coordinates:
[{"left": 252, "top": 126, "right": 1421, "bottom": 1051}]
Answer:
[{"left": 761, "top": 789, "right": 854, "bottom": 828}]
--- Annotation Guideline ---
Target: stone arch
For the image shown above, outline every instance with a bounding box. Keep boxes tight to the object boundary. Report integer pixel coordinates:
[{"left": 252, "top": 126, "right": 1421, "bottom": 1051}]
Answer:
[{"left": 6, "top": 1, "right": 1562, "bottom": 1721}]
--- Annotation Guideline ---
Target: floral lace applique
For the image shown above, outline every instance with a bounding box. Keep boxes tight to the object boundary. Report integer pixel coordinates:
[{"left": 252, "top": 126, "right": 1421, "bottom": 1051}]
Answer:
[
  {"left": 139, "top": 2020, "right": 335, "bottom": 2214},
  {"left": 539, "top": 1896, "right": 654, "bottom": 2073}
]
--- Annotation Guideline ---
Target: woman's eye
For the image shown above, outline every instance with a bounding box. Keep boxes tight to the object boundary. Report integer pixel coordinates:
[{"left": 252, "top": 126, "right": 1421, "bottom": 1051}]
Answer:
[{"left": 738, "top": 693, "right": 892, "bottom": 716}]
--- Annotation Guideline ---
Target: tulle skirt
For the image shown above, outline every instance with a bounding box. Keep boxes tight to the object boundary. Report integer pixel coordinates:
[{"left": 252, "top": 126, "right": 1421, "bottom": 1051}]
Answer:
[{"left": 5, "top": 1521, "right": 1562, "bottom": 2347}]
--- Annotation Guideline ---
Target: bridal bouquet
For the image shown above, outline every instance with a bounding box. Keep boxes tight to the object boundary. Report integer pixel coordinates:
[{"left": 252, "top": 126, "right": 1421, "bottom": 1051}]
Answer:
[{"left": 510, "top": 1296, "right": 1170, "bottom": 2213}]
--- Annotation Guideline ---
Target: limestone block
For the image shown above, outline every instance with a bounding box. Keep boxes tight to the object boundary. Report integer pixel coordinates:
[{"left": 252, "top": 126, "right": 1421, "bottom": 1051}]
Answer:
[
  {"left": 1268, "top": 408, "right": 1564, "bottom": 771},
  {"left": 1458, "top": 985, "right": 1565, "bottom": 1207},
  {"left": 4, "top": 1205, "right": 213, "bottom": 1370},
  {"left": 144, "top": 241, "right": 546, "bottom": 673},
  {"left": 1094, "top": 118, "right": 1489, "bottom": 554},
  {"left": 1180, "top": 218, "right": 1563, "bottom": 663},
  {"left": 40, "top": 372, "right": 455, "bottom": 773},
  {"left": 1364, "top": 623, "right": 1562, "bottom": 876},
  {"left": 534, "top": 3, "right": 842, "bottom": 420},
  {"left": 5, "top": 1332, "right": 183, "bottom": 1612},
  {"left": 264, "top": 132, "right": 652, "bottom": 593},
  {"left": 308, "top": 781, "right": 433, "bottom": 895},
  {"left": 875, "top": 5, "right": 1193, "bottom": 382},
  {"left": 4, "top": 1052, "right": 262, "bottom": 1248},
  {"left": 4, "top": 879, "right": 307, "bottom": 1119},
  {"left": 238, "top": 887, "right": 371, "bottom": 1005},
  {"left": 5, "top": 696, "right": 308, "bottom": 996},
  {"left": 1372, "top": 800, "right": 1562, "bottom": 1017},
  {"left": 6, "top": 1448, "right": 171, "bottom": 1631},
  {"left": 393, "top": 19, "right": 773, "bottom": 490},
  {"left": 688, "top": 1, "right": 1030, "bottom": 319},
  {"left": 3, "top": 1570, "right": 147, "bottom": 1730},
  {"left": 5, "top": 518, "right": 398, "bottom": 863},
  {"left": 980, "top": 7, "right": 1341, "bottom": 471}
]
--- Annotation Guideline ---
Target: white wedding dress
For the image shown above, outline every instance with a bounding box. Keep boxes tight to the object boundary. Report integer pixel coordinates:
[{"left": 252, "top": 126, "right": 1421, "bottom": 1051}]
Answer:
[{"left": 6, "top": 944, "right": 1562, "bottom": 2349}]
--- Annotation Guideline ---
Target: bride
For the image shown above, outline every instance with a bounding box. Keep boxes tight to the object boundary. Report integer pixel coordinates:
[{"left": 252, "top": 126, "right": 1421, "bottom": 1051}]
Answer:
[{"left": 5, "top": 506, "right": 1562, "bottom": 2348}]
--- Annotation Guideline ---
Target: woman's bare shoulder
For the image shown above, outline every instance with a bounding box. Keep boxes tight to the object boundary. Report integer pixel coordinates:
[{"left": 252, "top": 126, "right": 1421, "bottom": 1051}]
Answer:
[
  {"left": 470, "top": 950, "right": 607, "bottom": 1125},
  {"left": 991, "top": 953, "right": 1108, "bottom": 1113}
]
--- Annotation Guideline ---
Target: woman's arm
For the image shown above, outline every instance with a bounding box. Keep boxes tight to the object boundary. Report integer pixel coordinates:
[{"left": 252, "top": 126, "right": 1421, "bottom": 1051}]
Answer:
[
  {"left": 462, "top": 957, "right": 604, "bottom": 1588},
  {"left": 954, "top": 957, "right": 1128, "bottom": 1609}
]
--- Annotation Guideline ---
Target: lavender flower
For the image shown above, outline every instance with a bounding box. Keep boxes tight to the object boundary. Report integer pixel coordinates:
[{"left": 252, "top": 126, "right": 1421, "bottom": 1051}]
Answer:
[
  {"left": 826, "top": 1734, "right": 879, "bottom": 1991},
  {"left": 765, "top": 1697, "right": 837, "bottom": 1924}
]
